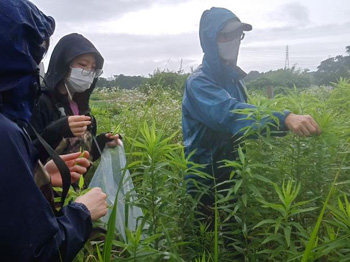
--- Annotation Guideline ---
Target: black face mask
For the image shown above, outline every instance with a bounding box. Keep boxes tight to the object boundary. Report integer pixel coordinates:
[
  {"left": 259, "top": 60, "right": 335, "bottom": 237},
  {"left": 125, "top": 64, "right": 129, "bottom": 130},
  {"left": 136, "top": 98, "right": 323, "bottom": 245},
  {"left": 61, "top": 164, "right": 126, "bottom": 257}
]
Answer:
[
  {"left": 30, "top": 42, "right": 48, "bottom": 65},
  {"left": 30, "top": 66, "right": 43, "bottom": 110},
  {"left": 0, "top": 70, "right": 40, "bottom": 124}
]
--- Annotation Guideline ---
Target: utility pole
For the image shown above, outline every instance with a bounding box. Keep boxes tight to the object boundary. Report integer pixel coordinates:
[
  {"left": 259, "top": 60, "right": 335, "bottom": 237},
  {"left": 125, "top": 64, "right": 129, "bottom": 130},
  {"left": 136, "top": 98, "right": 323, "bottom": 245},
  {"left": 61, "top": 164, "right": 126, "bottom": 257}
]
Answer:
[{"left": 284, "top": 45, "right": 289, "bottom": 70}]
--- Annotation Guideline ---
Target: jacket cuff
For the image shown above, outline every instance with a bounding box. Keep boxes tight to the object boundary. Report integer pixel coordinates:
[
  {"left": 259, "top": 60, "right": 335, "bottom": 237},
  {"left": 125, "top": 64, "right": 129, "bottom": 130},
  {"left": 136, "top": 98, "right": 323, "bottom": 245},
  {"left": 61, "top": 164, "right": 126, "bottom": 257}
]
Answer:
[
  {"left": 57, "top": 202, "right": 92, "bottom": 261},
  {"left": 273, "top": 110, "right": 291, "bottom": 131},
  {"left": 46, "top": 116, "right": 74, "bottom": 138},
  {"left": 91, "top": 133, "right": 109, "bottom": 161},
  {"left": 72, "top": 202, "right": 91, "bottom": 218}
]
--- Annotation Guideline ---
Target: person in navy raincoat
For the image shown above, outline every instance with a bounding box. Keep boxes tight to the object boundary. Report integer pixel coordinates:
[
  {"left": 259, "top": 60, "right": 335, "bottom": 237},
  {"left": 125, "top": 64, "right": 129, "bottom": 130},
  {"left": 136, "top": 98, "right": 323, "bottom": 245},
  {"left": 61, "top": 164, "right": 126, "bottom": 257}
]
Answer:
[
  {"left": 0, "top": 1, "right": 108, "bottom": 261},
  {"left": 182, "top": 7, "right": 321, "bottom": 229}
]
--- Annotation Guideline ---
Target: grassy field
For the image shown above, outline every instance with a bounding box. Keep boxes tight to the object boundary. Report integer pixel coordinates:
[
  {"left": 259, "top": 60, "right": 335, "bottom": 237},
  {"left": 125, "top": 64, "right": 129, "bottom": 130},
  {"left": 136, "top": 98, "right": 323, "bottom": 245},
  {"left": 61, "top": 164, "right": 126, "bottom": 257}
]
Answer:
[{"left": 72, "top": 79, "right": 350, "bottom": 261}]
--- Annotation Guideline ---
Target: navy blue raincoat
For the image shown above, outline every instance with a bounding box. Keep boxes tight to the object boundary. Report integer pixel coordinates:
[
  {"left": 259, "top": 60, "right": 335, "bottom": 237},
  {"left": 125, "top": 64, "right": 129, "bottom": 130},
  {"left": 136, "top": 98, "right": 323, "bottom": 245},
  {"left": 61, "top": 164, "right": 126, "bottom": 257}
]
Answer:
[
  {"left": 0, "top": 1, "right": 92, "bottom": 261},
  {"left": 182, "top": 7, "right": 289, "bottom": 182}
]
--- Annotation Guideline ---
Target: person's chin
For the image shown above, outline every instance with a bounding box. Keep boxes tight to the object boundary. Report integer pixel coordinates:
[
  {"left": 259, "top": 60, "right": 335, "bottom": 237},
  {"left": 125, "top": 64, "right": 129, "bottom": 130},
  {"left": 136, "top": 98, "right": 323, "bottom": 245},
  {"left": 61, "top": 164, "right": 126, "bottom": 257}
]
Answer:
[{"left": 221, "top": 59, "right": 237, "bottom": 67}]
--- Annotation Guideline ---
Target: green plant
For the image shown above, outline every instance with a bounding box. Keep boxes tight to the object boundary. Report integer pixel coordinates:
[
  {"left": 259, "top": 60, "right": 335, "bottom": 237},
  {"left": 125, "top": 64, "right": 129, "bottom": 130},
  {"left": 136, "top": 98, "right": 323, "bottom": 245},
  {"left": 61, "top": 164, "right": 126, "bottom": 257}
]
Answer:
[{"left": 71, "top": 77, "right": 350, "bottom": 261}]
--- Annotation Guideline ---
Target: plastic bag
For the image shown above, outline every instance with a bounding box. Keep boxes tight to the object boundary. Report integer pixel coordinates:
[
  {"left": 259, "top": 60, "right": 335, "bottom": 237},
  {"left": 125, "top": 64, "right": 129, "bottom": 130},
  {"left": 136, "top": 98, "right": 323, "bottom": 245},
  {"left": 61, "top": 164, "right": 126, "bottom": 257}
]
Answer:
[{"left": 89, "top": 142, "right": 143, "bottom": 240}]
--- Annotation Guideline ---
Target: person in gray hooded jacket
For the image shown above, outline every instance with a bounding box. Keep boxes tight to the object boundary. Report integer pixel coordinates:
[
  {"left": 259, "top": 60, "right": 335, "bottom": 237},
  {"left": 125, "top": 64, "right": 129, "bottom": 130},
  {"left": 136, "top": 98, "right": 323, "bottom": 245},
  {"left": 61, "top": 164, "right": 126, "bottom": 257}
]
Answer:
[{"left": 182, "top": 7, "right": 321, "bottom": 233}]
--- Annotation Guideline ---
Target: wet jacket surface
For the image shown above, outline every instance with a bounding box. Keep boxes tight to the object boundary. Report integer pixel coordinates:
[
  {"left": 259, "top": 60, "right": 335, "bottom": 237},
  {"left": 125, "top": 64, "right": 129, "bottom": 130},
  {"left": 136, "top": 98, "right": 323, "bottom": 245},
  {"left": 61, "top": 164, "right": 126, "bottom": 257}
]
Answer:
[
  {"left": 182, "top": 7, "right": 289, "bottom": 180},
  {"left": 0, "top": 115, "right": 92, "bottom": 261},
  {"left": 0, "top": 1, "right": 92, "bottom": 261},
  {"left": 30, "top": 33, "right": 107, "bottom": 162}
]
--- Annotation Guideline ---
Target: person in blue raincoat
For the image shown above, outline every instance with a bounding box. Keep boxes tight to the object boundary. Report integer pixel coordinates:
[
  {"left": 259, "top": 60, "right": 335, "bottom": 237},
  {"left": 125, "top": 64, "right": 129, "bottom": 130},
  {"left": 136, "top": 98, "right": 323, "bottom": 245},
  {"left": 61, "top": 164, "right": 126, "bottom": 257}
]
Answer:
[
  {"left": 182, "top": 7, "right": 321, "bottom": 229},
  {"left": 0, "top": 1, "right": 108, "bottom": 261}
]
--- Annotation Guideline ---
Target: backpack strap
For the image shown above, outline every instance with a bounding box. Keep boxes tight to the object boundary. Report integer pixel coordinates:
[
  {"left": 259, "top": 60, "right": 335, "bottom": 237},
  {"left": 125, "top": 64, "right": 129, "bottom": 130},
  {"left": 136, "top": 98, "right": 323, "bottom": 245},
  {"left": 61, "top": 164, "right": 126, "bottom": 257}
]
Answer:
[{"left": 29, "top": 123, "right": 71, "bottom": 213}]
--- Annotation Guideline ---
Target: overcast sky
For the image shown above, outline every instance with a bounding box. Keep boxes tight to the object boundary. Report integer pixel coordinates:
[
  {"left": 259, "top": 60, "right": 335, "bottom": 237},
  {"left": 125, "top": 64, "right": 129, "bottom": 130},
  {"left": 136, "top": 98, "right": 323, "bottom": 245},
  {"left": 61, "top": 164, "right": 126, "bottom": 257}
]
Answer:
[{"left": 31, "top": 0, "right": 350, "bottom": 78}]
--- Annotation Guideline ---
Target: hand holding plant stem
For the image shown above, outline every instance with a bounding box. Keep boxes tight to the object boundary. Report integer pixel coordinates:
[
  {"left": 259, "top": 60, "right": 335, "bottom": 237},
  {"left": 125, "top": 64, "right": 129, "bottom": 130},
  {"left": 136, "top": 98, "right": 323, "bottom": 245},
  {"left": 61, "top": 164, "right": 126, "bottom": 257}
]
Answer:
[
  {"left": 45, "top": 151, "right": 90, "bottom": 187},
  {"left": 105, "top": 133, "right": 122, "bottom": 148},
  {"left": 75, "top": 187, "right": 108, "bottom": 221},
  {"left": 68, "top": 115, "right": 91, "bottom": 137},
  {"left": 285, "top": 113, "right": 321, "bottom": 136}
]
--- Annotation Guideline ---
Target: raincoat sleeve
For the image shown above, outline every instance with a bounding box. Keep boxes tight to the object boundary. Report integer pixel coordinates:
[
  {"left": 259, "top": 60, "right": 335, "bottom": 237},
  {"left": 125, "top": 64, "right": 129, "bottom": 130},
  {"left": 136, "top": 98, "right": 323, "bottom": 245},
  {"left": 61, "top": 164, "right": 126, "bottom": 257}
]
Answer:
[
  {"left": 0, "top": 114, "right": 91, "bottom": 262},
  {"left": 185, "top": 76, "right": 289, "bottom": 136}
]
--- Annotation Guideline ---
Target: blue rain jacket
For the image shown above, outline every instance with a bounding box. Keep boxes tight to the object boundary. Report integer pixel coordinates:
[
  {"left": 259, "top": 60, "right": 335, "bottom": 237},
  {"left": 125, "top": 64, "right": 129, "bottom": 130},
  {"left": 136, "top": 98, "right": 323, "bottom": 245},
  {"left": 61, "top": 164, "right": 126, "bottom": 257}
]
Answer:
[
  {"left": 182, "top": 7, "right": 289, "bottom": 181},
  {"left": 0, "top": 1, "right": 92, "bottom": 261},
  {"left": 0, "top": 0, "right": 55, "bottom": 122}
]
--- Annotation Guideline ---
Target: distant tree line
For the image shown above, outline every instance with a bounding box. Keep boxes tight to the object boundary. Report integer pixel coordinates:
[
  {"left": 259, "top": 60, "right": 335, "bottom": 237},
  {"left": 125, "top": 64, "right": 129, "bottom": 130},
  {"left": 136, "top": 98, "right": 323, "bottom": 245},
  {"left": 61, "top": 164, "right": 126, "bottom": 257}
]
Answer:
[
  {"left": 314, "top": 46, "right": 350, "bottom": 85},
  {"left": 245, "top": 66, "right": 312, "bottom": 93},
  {"left": 96, "top": 46, "right": 350, "bottom": 93},
  {"left": 96, "top": 69, "right": 189, "bottom": 94},
  {"left": 246, "top": 46, "right": 350, "bottom": 94},
  {"left": 96, "top": 74, "right": 146, "bottom": 89}
]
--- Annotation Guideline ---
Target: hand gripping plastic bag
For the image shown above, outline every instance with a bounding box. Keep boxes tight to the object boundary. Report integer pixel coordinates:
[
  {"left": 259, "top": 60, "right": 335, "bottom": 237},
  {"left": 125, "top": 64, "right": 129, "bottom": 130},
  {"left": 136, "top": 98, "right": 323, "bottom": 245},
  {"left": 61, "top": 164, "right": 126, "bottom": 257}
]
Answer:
[{"left": 89, "top": 142, "right": 143, "bottom": 240}]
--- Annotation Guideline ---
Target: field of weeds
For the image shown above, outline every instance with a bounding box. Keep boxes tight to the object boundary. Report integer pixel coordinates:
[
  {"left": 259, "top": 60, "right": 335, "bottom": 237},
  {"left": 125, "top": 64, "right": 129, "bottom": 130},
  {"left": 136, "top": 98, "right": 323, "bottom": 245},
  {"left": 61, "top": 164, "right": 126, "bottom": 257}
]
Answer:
[{"left": 73, "top": 79, "right": 350, "bottom": 261}]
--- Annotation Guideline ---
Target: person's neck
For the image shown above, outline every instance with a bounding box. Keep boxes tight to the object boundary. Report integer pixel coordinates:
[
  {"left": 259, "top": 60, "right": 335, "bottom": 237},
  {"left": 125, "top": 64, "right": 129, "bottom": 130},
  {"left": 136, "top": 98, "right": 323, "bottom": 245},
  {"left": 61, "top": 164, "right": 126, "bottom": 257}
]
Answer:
[{"left": 222, "top": 59, "right": 237, "bottom": 67}]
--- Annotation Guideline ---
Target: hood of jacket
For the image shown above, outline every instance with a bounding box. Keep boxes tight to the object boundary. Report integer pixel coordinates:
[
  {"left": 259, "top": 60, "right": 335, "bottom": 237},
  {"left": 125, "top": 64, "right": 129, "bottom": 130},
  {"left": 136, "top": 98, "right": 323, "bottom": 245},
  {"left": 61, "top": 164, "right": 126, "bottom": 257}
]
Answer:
[
  {"left": 0, "top": 0, "right": 55, "bottom": 122},
  {"left": 199, "top": 7, "right": 248, "bottom": 82},
  {"left": 44, "top": 33, "right": 104, "bottom": 114}
]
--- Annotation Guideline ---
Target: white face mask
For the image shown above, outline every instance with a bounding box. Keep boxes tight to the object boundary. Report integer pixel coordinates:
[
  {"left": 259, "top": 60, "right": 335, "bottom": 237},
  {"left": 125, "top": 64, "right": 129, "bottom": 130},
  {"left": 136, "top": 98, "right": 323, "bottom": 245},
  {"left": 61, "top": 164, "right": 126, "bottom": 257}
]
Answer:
[
  {"left": 217, "top": 37, "right": 241, "bottom": 63},
  {"left": 65, "top": 67, "right": 95, "bottom": 94}
]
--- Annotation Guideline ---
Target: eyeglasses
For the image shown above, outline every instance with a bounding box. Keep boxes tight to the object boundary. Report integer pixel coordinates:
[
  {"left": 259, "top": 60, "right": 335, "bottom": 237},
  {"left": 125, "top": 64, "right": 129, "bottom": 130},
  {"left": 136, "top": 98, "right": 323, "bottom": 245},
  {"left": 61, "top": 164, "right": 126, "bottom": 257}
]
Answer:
[
  {"left": 73, "top": 68, "right": 103, "bottom": 78},
  {"left": 217, "top": 31, "right": 245, "bottom": 43},
  {"left": 94, "top": 69, "right": 103, "bottom": 78}
]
